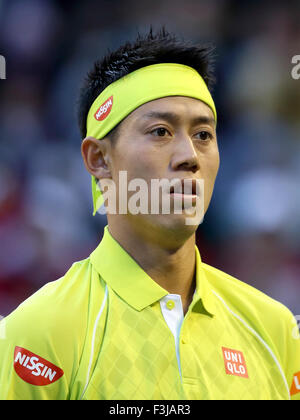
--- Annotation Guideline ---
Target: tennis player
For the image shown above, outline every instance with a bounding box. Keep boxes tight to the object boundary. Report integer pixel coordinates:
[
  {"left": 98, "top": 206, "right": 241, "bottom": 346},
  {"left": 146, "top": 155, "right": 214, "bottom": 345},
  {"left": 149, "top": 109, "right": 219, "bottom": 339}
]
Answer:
[{"left": 0, "top": 28, "right": 299, "bottom": 400}]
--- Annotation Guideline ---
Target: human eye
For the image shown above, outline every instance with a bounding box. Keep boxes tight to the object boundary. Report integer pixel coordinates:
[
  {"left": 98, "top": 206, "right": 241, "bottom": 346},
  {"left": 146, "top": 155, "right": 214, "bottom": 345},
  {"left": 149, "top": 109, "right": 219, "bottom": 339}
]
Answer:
[
  {"left": 194, "top": 130, "right": 213, "bottom": 141},
  {"left": 150, "top": 127, "right": 171, "bottom": 137}
]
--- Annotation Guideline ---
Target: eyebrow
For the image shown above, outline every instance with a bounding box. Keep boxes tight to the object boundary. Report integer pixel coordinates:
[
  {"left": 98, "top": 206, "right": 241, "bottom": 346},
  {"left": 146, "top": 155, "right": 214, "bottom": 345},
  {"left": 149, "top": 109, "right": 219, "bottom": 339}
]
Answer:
[{"left": 141, "top": 111, "right": 216, "bottom": 127}]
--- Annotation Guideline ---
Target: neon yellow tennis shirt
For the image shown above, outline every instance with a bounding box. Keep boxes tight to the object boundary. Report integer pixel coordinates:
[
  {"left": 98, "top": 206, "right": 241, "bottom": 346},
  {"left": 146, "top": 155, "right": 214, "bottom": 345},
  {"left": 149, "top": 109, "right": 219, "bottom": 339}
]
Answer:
[{"left": 0, "top": 225, "right": 299, "bottom": 400}]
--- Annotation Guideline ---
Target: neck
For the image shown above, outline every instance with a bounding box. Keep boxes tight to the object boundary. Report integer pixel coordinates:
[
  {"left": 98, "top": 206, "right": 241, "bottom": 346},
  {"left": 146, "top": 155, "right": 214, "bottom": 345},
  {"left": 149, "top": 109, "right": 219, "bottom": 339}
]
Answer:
[{"left": 108, "top": 217, "right": 197, "bottom": 314}]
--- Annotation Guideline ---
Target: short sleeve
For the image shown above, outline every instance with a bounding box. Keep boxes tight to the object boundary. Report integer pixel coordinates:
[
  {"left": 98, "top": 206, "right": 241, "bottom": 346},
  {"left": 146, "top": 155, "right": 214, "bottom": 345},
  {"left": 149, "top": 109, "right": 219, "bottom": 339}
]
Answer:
[{"left": 0, "top": 274, "right": 87, "bottom": 400}]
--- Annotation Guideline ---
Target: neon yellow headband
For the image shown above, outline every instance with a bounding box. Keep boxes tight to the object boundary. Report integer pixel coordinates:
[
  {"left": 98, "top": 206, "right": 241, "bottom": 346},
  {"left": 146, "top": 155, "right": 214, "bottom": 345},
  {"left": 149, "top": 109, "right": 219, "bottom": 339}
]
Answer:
[{"left": 86, "top": 63, "right": 217, "bottom": 215}]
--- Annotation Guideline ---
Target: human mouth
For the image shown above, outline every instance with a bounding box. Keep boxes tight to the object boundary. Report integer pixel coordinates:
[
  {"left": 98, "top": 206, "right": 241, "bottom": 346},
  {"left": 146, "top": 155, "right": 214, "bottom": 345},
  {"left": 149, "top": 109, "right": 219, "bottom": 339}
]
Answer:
[{"left": 168, "top": 179, "right": 200, "bottom": 206}]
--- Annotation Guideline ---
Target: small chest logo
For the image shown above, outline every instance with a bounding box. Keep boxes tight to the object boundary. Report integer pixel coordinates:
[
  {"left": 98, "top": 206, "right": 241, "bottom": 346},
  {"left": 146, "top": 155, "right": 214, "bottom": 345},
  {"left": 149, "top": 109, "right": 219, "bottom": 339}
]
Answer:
[
  {"left": 222, "top": 347, "right": 248, "bottom": 378},
  {"left": 290, "top": 371, "right": 300, "bottom": 396},
  {"left": 94, "top": 95, "right": 113, "bottom": 121},
  {"left": 14, "top": 346, "right": 64, "bottom": 386}
]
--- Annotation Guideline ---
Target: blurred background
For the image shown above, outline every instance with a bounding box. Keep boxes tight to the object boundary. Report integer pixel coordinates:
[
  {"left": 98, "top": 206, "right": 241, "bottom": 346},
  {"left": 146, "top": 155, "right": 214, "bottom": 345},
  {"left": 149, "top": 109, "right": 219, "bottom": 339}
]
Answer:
[{"left": 0, "top": 0, "right": 299, "bottom": 317}]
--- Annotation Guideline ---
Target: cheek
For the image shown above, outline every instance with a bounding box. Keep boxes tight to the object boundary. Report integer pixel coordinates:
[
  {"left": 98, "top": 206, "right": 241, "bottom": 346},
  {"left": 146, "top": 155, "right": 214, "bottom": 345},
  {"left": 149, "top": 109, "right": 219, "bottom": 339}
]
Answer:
[
  {"left": 211, "top": 150, "right": 220, "bottom": 178},
  {"left": 114, "top": 142, "right": 166, "bottom": 181},
  {"left": 207, "top": 144, "right": 220, "bottom": 173},
  {"left": 202, "top": 150, "right": 220, "bottom": 190}
]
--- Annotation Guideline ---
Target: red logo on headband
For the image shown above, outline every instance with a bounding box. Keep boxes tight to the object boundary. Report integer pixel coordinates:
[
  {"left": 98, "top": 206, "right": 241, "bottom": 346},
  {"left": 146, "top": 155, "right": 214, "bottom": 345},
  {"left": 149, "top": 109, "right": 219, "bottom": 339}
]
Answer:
[{"left": 94, "top": 96, "right": 113, "bottom": 121}]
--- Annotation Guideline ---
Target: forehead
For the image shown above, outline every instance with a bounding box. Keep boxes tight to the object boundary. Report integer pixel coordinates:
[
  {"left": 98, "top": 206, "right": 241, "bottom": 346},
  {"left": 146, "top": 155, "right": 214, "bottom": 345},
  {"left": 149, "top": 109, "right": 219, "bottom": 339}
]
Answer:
[{"left": 123, "top": 96, "right": 215, "bottom": 127}]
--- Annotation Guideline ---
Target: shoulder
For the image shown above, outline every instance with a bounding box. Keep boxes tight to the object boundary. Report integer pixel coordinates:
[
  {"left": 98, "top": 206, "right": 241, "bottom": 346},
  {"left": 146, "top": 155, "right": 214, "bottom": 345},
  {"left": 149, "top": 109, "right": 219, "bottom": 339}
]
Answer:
[
  {"left": 202, "top": 262, "right": 300, "bottom": 397},
  {"left": 202, "top": 262, "right": 292, "bottom": 315},
  {"left": 9, "top": 258, "right": 92, "bottom": 329},
  {"left": 202, "top": 262, "right": 296, "bottom": 346},
  {"left": 2, "top": 256, "right": 105, "bottom": 388}
]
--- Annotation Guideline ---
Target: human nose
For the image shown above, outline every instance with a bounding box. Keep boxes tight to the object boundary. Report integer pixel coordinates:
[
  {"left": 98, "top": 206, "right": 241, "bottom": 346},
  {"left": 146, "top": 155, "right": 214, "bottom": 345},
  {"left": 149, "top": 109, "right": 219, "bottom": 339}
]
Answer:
[{"left": 170, "top": 135, "right": 200, "bottom": 173}]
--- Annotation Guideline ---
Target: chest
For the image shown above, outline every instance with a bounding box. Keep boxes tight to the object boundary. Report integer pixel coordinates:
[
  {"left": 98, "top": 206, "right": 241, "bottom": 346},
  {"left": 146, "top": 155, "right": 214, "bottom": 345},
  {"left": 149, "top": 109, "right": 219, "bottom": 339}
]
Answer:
[{"left": 81, "top": 301, "right": 289, "bottom": 400}]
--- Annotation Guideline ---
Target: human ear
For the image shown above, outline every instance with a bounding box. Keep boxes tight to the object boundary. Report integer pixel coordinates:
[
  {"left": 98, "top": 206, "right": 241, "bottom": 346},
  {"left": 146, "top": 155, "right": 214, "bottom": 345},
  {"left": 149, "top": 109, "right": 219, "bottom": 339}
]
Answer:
[{"left": 81, "top": 136, "right": 112, "bottom": 179}]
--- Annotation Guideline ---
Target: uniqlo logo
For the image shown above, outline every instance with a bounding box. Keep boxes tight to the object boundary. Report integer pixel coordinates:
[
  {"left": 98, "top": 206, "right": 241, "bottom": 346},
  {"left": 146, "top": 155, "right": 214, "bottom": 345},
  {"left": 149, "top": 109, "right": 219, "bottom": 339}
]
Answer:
[
  {"left": 290, "top": 371, "right": 300, "bottom": 396},
  {"left": 222, "top": 347, "right": 248, "bottom": 378}
]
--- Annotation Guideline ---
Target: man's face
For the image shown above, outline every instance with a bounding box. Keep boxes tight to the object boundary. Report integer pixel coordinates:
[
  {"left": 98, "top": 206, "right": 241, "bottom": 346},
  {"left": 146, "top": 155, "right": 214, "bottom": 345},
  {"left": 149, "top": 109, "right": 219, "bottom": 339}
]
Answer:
[{"left": 105, "top": 96, "right": 220, "bottom": 237}]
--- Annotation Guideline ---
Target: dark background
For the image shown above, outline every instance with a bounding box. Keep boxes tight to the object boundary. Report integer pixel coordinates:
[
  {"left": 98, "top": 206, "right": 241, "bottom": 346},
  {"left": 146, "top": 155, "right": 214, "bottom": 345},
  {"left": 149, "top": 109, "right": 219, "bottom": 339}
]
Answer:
[{"left": 0, "top": 0, "right": 299, "bottom": 317}]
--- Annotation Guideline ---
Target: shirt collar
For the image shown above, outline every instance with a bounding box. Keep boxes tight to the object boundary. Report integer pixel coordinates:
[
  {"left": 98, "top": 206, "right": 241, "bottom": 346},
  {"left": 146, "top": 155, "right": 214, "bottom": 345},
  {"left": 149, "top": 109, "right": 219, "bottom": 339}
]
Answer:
[
  {"left": 192, "top": 246, "right": 215, "bottom": 316},
  {"left": 90, "top": 225, "right": 215, "bottom": 315}
]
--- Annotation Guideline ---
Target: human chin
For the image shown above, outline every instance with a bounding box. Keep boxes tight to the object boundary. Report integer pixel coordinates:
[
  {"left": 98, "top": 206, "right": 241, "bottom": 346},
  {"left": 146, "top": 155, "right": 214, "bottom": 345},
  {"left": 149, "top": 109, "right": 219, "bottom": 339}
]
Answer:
[{"left": 143, "top": 211, "right": 200, "bottom": 243}]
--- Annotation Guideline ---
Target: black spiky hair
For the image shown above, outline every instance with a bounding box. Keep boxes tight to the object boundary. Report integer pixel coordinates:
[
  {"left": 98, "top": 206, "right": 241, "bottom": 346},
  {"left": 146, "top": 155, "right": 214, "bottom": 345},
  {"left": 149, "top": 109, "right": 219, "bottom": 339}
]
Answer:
[{"left": 77, "top": 26, "right": 216, "bottom": 139}]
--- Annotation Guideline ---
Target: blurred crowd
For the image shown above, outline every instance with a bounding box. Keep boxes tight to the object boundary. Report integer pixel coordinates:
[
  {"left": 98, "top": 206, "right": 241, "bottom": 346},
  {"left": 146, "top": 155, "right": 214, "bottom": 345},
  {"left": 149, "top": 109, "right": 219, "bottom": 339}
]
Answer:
[{"left": 0, "top": 0, "right": 299, "bottom": 317}]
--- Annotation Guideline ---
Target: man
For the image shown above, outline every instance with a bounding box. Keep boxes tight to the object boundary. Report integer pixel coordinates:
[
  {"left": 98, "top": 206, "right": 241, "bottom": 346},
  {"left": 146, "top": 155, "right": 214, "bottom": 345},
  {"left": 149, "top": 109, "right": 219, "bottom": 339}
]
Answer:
[{"left": 0, "top": 28, "right": 299, "bottom": 400}]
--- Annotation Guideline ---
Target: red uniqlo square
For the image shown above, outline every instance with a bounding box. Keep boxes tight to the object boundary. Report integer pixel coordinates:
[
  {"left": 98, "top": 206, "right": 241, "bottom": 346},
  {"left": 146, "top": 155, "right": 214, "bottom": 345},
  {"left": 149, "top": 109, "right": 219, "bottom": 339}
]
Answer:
[{"left": 222, "top": 347, "right": 248, "bottom": 378}]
